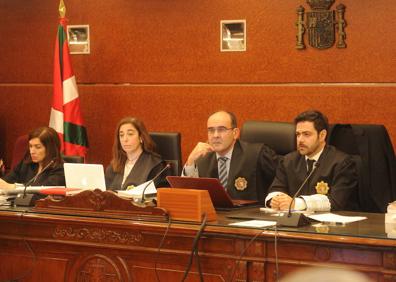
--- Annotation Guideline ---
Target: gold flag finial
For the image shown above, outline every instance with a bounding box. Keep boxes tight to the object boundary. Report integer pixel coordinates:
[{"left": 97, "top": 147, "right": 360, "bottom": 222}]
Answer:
[{"left": 59, "top": 0, "right": 66, "bottom": 18}]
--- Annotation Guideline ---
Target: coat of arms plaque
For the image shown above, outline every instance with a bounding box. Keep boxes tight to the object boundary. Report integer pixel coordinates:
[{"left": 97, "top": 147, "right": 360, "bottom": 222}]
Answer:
[{"left": 296, "top": 0, "right": 346, "bottom": 50}]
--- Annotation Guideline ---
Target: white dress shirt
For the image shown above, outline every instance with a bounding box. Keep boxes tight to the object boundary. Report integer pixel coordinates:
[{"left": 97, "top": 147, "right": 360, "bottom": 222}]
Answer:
[{"left": 265, "top": 147, "right": 331, "bottom": 212}]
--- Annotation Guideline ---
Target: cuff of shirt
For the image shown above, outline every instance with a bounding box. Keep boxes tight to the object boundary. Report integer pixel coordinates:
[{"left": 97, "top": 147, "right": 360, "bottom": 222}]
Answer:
[
  {"left": 182, "top": 164, "right": 198, "bottom": 177},
  {"left": 301, "top": 194, "right": 331, "bottom": 212},
  {"left": 294, "top": 197, "right": 307, "bottom": 211}
]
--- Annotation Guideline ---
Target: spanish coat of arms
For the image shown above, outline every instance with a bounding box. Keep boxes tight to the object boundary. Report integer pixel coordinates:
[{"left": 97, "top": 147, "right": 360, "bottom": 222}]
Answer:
[{"left": 296, "top": 0, "right": 346, "bottom": 50}]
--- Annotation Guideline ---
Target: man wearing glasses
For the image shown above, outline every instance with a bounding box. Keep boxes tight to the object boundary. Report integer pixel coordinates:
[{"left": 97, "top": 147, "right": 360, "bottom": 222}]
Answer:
[{"left": 182, "top": 111, "right": 278, "bottom": 203}]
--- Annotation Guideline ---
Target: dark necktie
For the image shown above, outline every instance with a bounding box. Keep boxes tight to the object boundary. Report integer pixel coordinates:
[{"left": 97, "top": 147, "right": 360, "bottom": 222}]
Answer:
[
  {"left": 218, "top": 157, "right": 228, "bottom": 188},
  {"left": 306, "top": 159, "right": 315, "bottom": 175}
]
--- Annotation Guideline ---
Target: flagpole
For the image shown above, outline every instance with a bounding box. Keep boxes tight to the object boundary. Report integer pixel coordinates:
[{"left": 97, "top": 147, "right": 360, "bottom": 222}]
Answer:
[{"left": 49, "top": 0, "right": 89, "bottom": 159}]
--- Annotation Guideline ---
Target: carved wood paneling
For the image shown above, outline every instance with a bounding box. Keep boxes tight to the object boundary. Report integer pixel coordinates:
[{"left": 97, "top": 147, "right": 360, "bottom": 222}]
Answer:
[
  {"left": 77, "top": 257, "right": 121, "bottom": 282},
  {"left": 384, "top": 252, "right": 396, "bottom": 269},
  {"left": 233, "top": 260, "right": 248, "bottom": 281},
  {"left": 0, "top": 211, "right": 396, "bottom": 281},
  {"left": 384, "top": 274, "right": 396, "bottom": 282},
  {"left": 35, "top": 189, "right": 168, "bottom": 220},
  {"left": 249, "top": 262, "right": 265, "bottom": 282},
  {"left": 267, "top": 241, "right": 382, "bottom": 267},
  {"left": 53, "top": 225, "right": 143, "bottom": 245},
  {"left": 68, "top": 254, "right": 129, "bottom": 282},
  {"left": 131, "top": 265, "right": 226, "bottom": 281},
  {"left": 315, "top": 246, "right": 331, "bottom": 262}
]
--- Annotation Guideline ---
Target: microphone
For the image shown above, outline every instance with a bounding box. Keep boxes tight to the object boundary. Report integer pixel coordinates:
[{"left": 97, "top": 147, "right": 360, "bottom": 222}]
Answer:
[
  {"left": 14, "top": 160, "right": 55, "bottom": 207},
  {"left": 277, "top": 162, "right": 319, "bottom": 227},
  {"left": 135, "top": 163, "right": 171, "bottom": 206}
]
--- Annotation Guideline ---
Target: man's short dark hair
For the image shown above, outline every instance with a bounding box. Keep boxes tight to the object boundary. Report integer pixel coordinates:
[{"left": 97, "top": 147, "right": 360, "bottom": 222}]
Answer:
[
  {"left": 226, "top": 111, "right": 238, "bottom": 128},
  {"left": 210, "top": 110, "right": 238, "bottom": 128},
  {"left": 294, "top": 110, "right": 329, "bottom": 133}
]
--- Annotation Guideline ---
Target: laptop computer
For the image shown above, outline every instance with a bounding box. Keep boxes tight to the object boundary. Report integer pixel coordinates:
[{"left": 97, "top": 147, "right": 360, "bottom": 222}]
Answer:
[
  {"left": 166, "top": 176, "right": 257, "bottom": 209},
  {"left": 64, "top": 163, "right": 106, "bottom": 191}
]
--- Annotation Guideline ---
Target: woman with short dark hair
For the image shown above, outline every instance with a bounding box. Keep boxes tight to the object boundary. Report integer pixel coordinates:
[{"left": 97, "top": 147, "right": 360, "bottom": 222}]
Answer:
[{"left": 0, "top": 126, "right": 65, "bottom": 189}]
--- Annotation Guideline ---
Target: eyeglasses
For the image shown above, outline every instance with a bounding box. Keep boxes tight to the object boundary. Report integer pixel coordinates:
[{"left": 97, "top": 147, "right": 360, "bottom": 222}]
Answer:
[{"left": 207, "top": 126, "right": 234, "bottom": 135}]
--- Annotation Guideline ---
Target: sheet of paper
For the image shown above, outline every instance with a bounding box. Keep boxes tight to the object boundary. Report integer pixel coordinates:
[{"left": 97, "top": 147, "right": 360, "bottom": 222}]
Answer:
[
  {"left": 0, "top": 195, "right": 10, "bottom": 205},
  {"left": 117, "top": 181, "right": 156, "bottom": 199},
  {"left": 308, "top": 213, "right": 367, "bottom": 224},
  {"left": 259, "top": 208, "right": 314, "bottom": 218},
  {"left": 229, "top": 220, "right": 277, "bottom": 228},
  {"left": 259, "top": 207, "right": 279, "bottom": 214}
]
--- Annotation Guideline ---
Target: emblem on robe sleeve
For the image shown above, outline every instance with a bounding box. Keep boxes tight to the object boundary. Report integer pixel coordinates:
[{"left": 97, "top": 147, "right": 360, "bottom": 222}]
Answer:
[
  {"left": 315, "top": 181, "right": 330, "bottom": 195},
  {"left": 234, "top": 177, "right": 248, "bottom": 191}
]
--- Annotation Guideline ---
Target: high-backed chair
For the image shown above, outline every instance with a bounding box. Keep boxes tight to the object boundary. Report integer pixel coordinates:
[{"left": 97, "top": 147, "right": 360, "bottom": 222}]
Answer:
[
  {"left": 149, "top": 132, "right": 182, "bottom": 176},
  {"left": 240, "top": 121, "right": 296, "bottom": 155},
  {"left": 11, "top": 134, "right": 29, "bottom": 169},
  {"left": 329, "top": 124, "right": 396, "bottom": 213},
  {"left": 62, "top": 155, "right": 84, "bottom": 163}
]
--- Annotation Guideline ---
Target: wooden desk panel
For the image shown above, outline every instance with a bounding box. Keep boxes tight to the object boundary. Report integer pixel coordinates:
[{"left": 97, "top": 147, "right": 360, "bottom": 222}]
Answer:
[{"left": 0, "top": 209, "right": 394, "bottom": 282}]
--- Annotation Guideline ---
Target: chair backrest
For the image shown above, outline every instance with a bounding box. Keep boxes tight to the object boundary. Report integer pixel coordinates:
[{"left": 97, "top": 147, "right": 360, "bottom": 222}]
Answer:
[
  {"left": 149, "top": 132, "right": 182, "bottom": 176},
  {"left": 11, "top": 134, "right": 29, "bottom": 169},
  {"left": 62, "top": 155, "right": 85, "bottom": 163},
  {"left": 328, "top": 124, "right": 396, "bottom": 213},
  {"left": 240, "top": 121, "right": 296, "bottom": 155}
]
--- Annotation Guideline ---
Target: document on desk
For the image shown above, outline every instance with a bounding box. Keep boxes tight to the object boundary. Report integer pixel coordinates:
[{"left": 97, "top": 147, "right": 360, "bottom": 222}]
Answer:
[
  {"left": 308, "top": 213, "right": 367, "bottom": 224},
  {"left": 0, "top": 195, "right": 10, "bottom": 205},
  {"left": 117, "top": 181, "right": 157, "bottom": 199},
  {"left": 229, "top": 220, "right": 277, "bottom": 228}
]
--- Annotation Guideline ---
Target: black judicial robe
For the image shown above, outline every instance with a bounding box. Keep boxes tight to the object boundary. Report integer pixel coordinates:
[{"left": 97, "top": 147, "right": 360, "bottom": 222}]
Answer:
[
  {"left": 105, "top": 151, "right": 169, "bottom": 191},
  {"left": 329, "top": 124, "right": 396, "bottom": 212},
  {"left": 196, "top": 140, "right": 278, "bottom": 203},
  {"left": 2, "top": 160, "right": 65, "bottom": 186},
  {"left": 268, "top": 145, "right": 358, "bottom": 211}
]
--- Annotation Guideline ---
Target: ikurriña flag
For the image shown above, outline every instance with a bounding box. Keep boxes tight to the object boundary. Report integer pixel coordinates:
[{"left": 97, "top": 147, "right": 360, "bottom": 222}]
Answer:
[{"left": 49, "top": 0, "right": 88, "bottom": 158}]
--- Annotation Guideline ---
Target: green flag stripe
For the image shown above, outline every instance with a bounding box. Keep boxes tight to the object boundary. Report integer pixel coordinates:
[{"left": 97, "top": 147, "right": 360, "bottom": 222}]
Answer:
[
  {"left": 64, "top": 122, "right": 89, "bottom": 147},
  {"left": 58, "top": 25, "right": 66, "bottom": 80}
]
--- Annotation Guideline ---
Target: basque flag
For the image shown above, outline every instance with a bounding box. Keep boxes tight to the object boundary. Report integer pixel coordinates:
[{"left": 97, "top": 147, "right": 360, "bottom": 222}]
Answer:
[{"left": 49, "top": 0, "right": 88, "bottom": 158}]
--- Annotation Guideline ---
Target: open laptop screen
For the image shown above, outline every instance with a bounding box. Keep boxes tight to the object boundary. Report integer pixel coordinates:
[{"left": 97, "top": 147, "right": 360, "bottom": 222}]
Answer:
[
  {"left": 166, "top": 176, "right": 257, "bottom": 208},
  {"left": 64, "top": 163, "right": 106, "bottom": 191}
]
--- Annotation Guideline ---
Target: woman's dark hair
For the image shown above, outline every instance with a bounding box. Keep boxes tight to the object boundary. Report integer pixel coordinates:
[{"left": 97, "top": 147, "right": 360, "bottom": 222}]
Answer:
[
  {"left": 110, "top": 117, "right": 157, "bottom": 173},
  {"left": 25, "top": 126, "right": 63, "bottom": 167}
]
